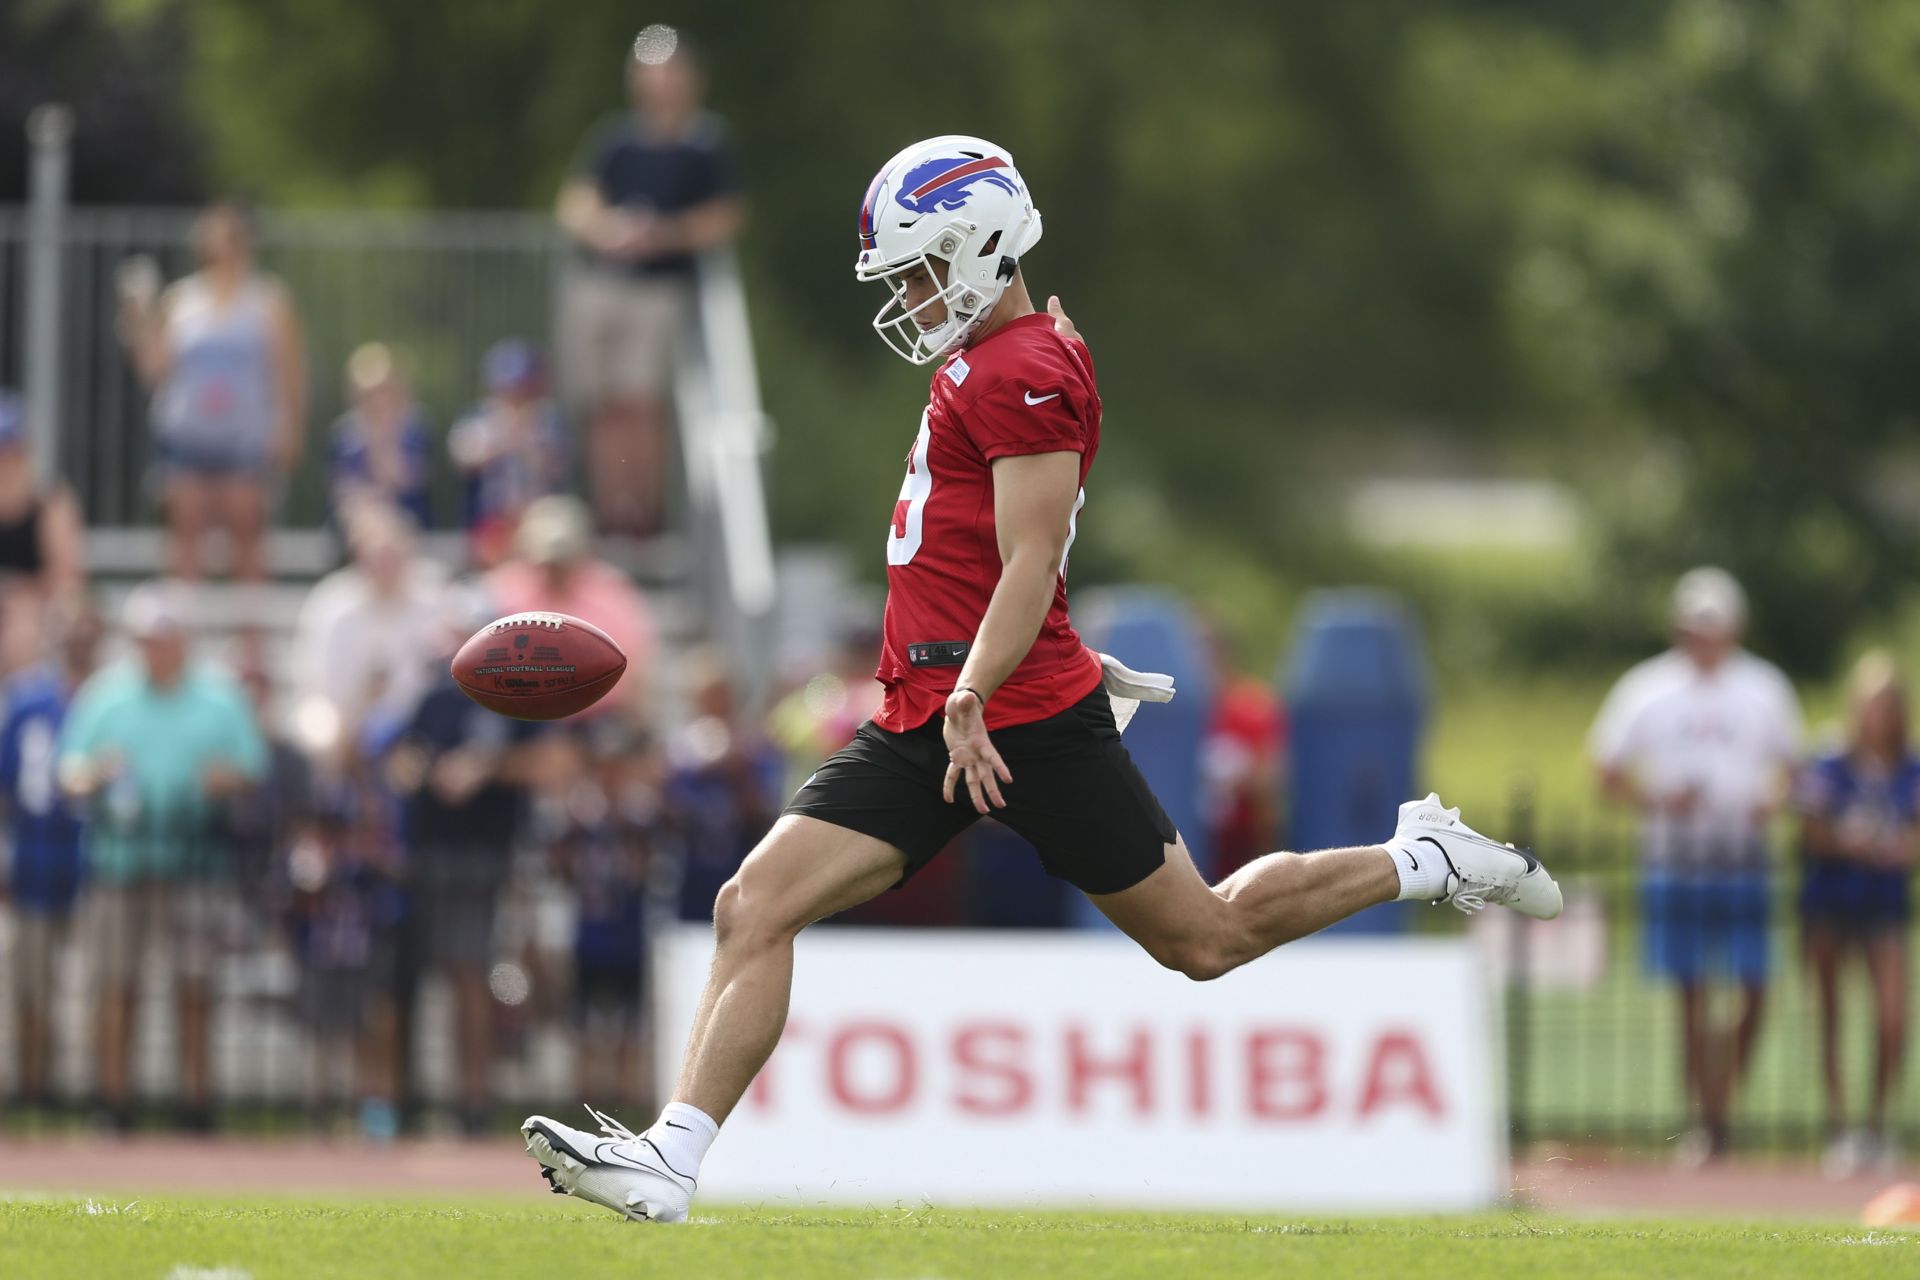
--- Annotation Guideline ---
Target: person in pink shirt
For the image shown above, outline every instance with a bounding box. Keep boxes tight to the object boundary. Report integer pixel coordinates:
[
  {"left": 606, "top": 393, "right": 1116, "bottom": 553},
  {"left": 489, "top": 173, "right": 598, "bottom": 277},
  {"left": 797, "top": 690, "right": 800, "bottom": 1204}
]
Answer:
[{"left": 486, "top": 496, "right": 654, "bottom": 719}]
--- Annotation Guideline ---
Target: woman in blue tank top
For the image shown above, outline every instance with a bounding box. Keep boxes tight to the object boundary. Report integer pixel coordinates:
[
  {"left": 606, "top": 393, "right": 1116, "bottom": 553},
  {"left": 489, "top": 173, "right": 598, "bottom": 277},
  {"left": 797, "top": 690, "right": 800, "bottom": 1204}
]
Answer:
[
  {"left": 119, "top": 201, "right": 308, "bottom": 582},
  {"left": 1797, "top": 651, "right": 1919, "bottom": 1173}
]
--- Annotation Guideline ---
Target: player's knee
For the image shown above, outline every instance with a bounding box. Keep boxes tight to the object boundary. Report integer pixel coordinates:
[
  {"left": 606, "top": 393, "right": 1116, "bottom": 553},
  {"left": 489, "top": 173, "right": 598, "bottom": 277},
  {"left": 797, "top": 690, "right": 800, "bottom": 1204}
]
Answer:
[
  {"left": 709, "top": 876, "right": 752, "bottom": 949},
  {"left": 710, "top": 871, "right": 798, "bottom": 955},
  {"left": 1149, "top": 937, "right": 1234, "bottom": 983}
]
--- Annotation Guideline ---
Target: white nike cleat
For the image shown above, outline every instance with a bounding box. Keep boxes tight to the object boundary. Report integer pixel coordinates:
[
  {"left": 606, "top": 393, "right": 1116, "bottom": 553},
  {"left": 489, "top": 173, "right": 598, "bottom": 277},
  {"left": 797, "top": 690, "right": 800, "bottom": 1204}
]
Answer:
[
  {"left": 1394, "top": 792, "right": 1563, "bottom": 920},
  {"left": 521, "top": 1106, "right": 695, "bottom": 1223}
]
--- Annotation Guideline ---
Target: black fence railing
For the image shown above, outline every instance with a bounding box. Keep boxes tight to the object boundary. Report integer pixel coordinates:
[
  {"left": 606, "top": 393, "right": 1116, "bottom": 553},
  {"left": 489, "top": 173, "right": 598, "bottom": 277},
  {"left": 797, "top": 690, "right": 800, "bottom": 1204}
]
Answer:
[{"left": 1500, "top": 798, "right": 1919, "bottom": 1160}]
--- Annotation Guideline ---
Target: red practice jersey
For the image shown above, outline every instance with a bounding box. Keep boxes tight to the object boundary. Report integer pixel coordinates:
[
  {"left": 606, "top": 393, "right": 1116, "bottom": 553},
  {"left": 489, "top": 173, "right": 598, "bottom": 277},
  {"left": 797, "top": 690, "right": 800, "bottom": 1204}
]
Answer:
[{"left": 873, "top": 311, "right": 1105, "bottom": 732}]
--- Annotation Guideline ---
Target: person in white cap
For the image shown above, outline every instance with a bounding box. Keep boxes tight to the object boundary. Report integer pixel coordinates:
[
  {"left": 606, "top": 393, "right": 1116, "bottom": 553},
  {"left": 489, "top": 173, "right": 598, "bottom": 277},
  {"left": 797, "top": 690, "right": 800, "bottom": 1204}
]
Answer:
[
  {"left": 57, "top": 580, "right": 266, "bottom": 1130},
  {"left": 1590, "top": 566, "right": 1803, "bottom": 1163}
]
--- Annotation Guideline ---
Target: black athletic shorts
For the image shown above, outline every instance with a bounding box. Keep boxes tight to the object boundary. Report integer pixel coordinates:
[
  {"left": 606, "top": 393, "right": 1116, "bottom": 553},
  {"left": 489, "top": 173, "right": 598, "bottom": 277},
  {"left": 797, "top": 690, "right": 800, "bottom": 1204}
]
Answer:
[{"left": 784, "top": 686, "right": 1175, "bottom": 895}]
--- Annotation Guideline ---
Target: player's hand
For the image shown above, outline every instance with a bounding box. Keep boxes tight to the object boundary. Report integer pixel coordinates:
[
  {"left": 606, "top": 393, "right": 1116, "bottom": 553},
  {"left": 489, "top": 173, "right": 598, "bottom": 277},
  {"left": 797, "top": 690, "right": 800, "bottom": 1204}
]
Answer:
[
  {"left": 942, "top": 688, "right": 1012, "bottom": 814},
  {"left": 1047, "top": 295, "right": 1081, "bottom": 343}
]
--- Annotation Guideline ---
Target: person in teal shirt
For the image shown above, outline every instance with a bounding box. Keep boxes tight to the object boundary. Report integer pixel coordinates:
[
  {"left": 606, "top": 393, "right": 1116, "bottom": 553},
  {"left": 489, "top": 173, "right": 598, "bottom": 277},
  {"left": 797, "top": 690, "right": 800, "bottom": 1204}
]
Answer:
[{"left": 59, "top": 582, "right": 266, "bottom": 1130}]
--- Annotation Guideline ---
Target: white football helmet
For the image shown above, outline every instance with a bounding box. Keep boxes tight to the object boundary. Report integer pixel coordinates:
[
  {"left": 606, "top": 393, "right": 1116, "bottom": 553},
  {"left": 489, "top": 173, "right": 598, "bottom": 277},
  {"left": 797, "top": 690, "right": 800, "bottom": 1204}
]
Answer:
[{"left": 854, "top": 135, "right": 1044, "bottom": 364}]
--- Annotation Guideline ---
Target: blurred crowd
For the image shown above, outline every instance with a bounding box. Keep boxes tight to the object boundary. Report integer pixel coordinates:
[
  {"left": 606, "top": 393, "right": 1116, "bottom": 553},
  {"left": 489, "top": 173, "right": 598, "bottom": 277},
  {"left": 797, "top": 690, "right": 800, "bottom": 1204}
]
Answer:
[
  {"left": 0, "top": 455, "right": 1293, "bottom": 1137},
  {"left": 0, "top": 25, "right": 780, "bottom": 1136},
  {"left": 0, "top": 492, "right": 796, "bottom": 1137}
]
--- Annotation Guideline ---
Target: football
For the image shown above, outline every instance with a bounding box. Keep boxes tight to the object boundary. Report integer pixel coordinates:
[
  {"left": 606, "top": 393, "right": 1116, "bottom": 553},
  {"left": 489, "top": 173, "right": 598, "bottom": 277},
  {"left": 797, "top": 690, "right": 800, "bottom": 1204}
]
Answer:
[{"left": 451, "top": 611, "right": 627, "bottom": 721}]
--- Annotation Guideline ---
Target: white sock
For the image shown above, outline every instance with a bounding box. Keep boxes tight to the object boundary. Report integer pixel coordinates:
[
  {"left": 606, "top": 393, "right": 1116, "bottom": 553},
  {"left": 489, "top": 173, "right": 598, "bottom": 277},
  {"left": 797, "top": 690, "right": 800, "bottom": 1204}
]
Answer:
[
  {"left": 645, "top": 1102, "right": 719, "bottom": 1179},
  {"left": 1385, "top": 838, "right": 1449, "bottom": 902}
]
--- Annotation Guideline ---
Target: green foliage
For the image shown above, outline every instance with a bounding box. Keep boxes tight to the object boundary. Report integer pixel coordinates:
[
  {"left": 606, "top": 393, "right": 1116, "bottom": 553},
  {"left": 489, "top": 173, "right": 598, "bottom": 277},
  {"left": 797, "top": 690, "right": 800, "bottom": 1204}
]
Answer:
[
  {"left": 78, "top": 0, "right": 1920, "bottom": 678},
  {"left": 0, "top": 0, "right": 206, "bottom": 202},
  {"left": 1419, "top": 0, "right": 1920, "bottom": 671}
]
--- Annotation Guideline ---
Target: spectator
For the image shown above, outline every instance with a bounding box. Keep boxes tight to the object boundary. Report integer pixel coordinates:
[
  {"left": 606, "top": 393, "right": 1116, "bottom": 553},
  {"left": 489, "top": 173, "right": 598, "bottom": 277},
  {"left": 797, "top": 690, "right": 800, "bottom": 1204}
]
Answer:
[
  {"left": 537, "top": 727, "right": 660, "bottom": 1110},
  {"left": 383, "top": 602, "right": 542, "bottom": 1135},
  {"left": 556, "top": 23, "right": 745, "bottom": 536},
  {"left": 1589, "top": 566, "right": 1802, "bottom": 1164},
  {"left": 59, "top": 582, "right": 266, "bottom": 1130},
  {"left": 0, "top": 599, "right": 100, "bottom": 1108},
  {"left": 223, "top": 647, "right": 317, "bottom": 938},
  {"left": 1797, "top": 651, "right": 1918, "bottom": 1175},
  {"left": 1203, "top": 649, "right": 1285, "bottom": 880},
  {"left": 662, "top": 649, "right": 783, "bottom": 922},
  {"left": 292, "top": 502, "right": 449, "bottom": 754},
  {"left": 284, "top": 771, "right": 405, "bottom": 1141},
  {"left": 0, "top": 391, "right": 86, "bottom": 606},
  {"left": 118, "top": 201, "right": 308, "bottom": 583},
  {"left": 765, "top": 626, "right": 884, "bottom": 797},
  {"left": 328, "top": 344, "right": 434, "bottom": 541},
  {"left": 486, "top": 495, "right": 655, "bottom": 718},
  {"left": 449, "top": 340, "right": 571, "bottom": 568}
]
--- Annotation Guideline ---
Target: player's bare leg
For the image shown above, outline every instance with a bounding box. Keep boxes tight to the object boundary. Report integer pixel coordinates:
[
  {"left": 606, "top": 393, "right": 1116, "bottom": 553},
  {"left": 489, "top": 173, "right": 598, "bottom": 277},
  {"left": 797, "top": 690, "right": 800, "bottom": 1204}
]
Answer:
[
  {"left": 522, "top": 814, "right": 904, "bottom": 1220},
  {"left": 670, "top": 816, "right": 906, "bottom": 1119},
  {"left": 1095, "top": 795, "right": 1561, "bottom": 981},
  {"left": 1091, "top": 838, "right": 1396, "bottom": 979}
]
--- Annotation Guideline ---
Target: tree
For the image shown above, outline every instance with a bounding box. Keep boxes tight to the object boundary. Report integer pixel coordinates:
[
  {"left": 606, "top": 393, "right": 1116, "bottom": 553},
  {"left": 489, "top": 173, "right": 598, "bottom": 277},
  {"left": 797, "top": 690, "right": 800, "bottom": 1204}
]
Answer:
[
  {"left": 0, "top": 0, "right": 205, "bottom": 203},
  {"left": 1417, "top": 0, "right": 1920, "bottom": 670}
]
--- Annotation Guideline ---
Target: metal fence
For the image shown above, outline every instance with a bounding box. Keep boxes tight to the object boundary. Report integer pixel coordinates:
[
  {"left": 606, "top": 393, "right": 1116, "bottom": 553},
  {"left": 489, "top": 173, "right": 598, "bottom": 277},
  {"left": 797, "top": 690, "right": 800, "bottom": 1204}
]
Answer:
[
  {"left": 0, "top": 206, "right": 564, "bottom": 531},
  {"left": 1495, "top": 799, "right": 1920, "bottom": 1158}
]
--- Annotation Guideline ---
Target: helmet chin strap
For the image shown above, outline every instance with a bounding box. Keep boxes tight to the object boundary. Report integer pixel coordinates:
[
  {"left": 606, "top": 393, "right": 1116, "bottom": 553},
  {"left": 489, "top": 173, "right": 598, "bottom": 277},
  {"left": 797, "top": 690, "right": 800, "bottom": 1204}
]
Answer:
[{"left": 927, "top": 290, "right": 997, "bottom": 359}]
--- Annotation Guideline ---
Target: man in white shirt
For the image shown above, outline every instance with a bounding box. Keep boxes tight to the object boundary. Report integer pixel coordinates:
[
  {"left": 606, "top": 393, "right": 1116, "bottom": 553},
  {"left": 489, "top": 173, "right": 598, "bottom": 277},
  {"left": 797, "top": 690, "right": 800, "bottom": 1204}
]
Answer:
[
  {"left": 291, "top": 502, "right": 449, "bottom": 755},
  {"left": 1589, "top": 566, "right": 1802, "bottom": 1162}
]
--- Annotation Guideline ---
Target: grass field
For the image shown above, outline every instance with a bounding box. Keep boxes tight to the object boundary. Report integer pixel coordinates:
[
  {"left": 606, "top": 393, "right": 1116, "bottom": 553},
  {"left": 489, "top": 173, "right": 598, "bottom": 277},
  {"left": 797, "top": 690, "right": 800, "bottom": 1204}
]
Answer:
[{"left": 2, "top": 1196, "right": 1914, "bottom": 1280}]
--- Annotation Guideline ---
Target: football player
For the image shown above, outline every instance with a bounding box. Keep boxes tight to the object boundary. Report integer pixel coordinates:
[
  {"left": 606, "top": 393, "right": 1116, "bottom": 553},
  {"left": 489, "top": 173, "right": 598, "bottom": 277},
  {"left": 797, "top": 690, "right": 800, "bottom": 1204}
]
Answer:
[{"left": 523, "top": 136, "right": 1562, "bottom": 1221}]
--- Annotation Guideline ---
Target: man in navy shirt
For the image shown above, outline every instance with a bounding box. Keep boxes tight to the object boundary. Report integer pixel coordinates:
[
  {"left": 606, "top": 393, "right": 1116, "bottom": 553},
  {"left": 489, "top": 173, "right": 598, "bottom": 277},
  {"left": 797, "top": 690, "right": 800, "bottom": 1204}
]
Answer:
[
  {"left": 385, "top": 654, "right": 541, "bottom": 1135},
  {"left": 555, "top": 23, "right": 744, "bottom": 537},
  {"left": 1, "top": 603, "right": 99, "bottom": 1106}
]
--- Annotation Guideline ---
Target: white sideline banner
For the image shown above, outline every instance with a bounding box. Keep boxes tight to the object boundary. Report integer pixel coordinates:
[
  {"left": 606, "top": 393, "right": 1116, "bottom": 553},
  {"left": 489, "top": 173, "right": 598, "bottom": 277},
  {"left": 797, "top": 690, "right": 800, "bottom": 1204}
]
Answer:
[{"left": 655, "top": 928, "right": 1505, "bottom": 1211}]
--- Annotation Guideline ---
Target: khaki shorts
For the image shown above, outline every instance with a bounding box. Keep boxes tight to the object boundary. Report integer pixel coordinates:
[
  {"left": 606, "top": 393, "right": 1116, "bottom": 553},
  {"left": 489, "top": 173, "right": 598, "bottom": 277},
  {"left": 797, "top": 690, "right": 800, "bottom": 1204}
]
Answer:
[
  {"left": 85, "top": 881, "right": 243, "bottom": 987},
  {"left": 559, "top": 269, "right": 692, "bottom": 402},
  {"left": 9, "top": 909, "right": 74, "bottom": 1011}
]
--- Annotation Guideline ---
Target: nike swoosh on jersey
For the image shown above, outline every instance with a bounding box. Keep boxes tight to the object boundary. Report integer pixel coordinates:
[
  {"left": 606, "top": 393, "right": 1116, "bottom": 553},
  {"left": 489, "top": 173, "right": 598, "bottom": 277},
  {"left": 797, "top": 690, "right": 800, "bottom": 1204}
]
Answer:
[{"left": 1024, "top": 390, "right": 1060, "bottom": 405}]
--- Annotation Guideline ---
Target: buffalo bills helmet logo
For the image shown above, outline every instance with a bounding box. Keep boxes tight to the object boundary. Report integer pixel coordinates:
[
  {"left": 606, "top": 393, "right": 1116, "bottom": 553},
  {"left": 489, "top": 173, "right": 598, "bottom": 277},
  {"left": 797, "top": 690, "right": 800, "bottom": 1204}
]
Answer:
[{"left": 895, "top": 156, "right": 1018, "bottom": 216}]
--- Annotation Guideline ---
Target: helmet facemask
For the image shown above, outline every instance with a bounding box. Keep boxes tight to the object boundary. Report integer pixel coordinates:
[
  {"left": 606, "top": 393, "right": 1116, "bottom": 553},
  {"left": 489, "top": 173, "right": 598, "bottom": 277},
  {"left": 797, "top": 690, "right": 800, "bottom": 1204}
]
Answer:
[{"left": 862, "top": 229, "right": 1014, "bottom": 365}]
